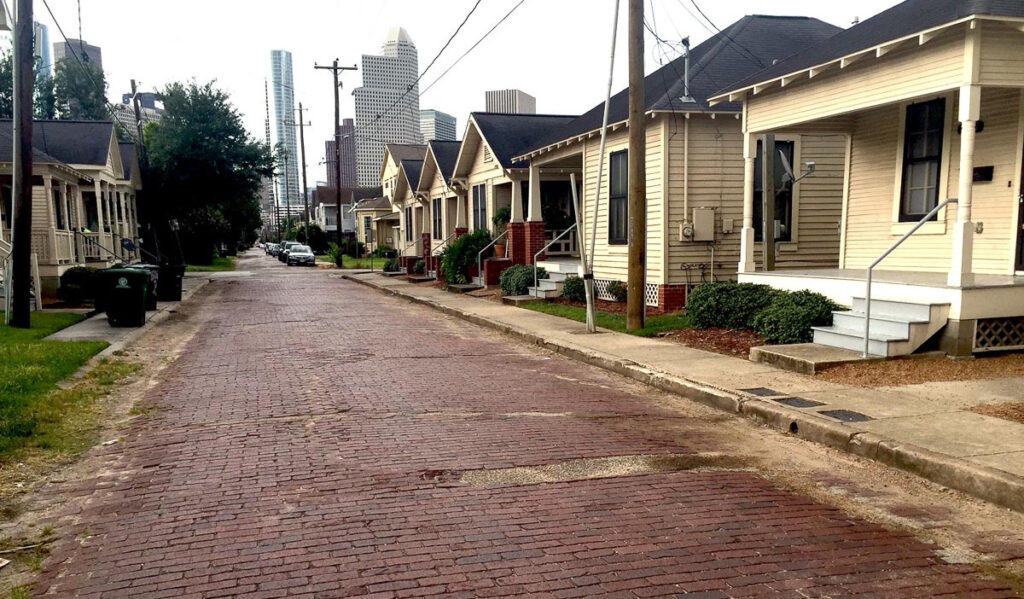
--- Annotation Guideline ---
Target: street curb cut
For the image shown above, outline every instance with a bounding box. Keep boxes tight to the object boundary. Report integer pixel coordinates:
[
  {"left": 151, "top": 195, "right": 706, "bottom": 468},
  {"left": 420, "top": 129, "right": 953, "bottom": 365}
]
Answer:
[{"left": 342, "top": 273, "right": 1024, "bottom": 514}]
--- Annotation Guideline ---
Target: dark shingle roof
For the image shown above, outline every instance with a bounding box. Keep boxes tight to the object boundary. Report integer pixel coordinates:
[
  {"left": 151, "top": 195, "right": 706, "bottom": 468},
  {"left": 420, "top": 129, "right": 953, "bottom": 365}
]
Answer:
[
  {"left": 472, "top": 113, "right": 578, "bottom": 168},
  {"left": 400, "top": 159, "right": 423, "bottom": 189},
  {"left": 0, "top": 125, "right": 68, "bottom": 165},
  {"left": 30, "top": 120, "right": 115, "bottom": 166},
  {"left": 118, "top": 142, "right": 137, "bottom": 180},
  {"left": 428, "top": 140, "right": 461, "bottom": 180},
  {"left": 386, "top": 143, "right": 426, "bottom": 164},
  {"left": 524, "top": 15, "right": 841, "bottom": 154},
  {"left": 722, "top": 0, "right": 1024, "bottom": 94},
  {"left": 354, "top": 196, "right": 391, "bottom": 211}
]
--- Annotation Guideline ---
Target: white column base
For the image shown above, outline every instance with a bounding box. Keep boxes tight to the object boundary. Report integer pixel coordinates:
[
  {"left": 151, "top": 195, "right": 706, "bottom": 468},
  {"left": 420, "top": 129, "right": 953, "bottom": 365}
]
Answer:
[
  {"left": 947, "top": 220, "right": 975, "bottom": 288},
  {"left": 738, "top": 226, "right": 756, "bottom": 273}
]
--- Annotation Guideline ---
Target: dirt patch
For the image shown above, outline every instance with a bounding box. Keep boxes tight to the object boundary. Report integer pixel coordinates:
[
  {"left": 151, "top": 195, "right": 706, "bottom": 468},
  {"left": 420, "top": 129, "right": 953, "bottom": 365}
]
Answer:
[
  {"left": 971, "top": 402, "right": 1024, "bottom": 425},
  {"left": 818, "top": 353, "right": 1024, "bottom": 387},
  {"left": 550, "top": 297, "right": 666, "bottom": 316},
  {"left": 656, "top": 327, "right": 766, "bottom": 358},
  {"left": 465, "top": 288, "right": 503, "bottom": 303}
]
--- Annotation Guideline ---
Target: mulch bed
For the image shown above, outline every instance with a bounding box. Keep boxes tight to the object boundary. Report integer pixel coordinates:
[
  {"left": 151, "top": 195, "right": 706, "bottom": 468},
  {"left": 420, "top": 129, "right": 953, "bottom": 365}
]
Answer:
[
  {"left": 656, "top": 328, "right": 767, "bottom": 358},
  {"left": 818, "top": 352, "right": 1024, "bottom": 387},
  {"left": 970, "top": 401, "right": 1024, "bottom": 425}
]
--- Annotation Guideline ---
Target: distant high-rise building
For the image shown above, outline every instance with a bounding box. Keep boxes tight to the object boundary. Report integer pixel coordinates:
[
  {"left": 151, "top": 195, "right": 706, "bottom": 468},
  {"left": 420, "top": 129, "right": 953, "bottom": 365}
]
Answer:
[
  {"left": 53, "top": 38, "right": 102, "bottom": 70},
  {"left": 270, "top": 50, "right": 300, "bottom": 208},
  {"left": 485, "top": 89, "right": 536, "bottom": 114},
  {"left": 110, "top": 102, "right": 163, "bottom": 141},
  {"left": 419, "top": 109, "right": 456, "bottom": 142},
  {"left": 122, "top": 92, "right": 160, "bottom": 110},
  {"left": 33, "top": 22, "right": 52, "bottom": 76},
  {"left": 353, "top": 27, "right": 422, "bottom": 187},
  {"left": 325, "top": 118, "right": 357, "bottom": 189}
]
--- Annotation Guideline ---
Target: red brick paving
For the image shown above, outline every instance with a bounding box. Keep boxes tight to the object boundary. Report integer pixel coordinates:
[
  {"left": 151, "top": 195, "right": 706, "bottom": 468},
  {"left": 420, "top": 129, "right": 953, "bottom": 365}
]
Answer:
[{"left": 35, "top": 256, "right": 1017, "bottom": 597}]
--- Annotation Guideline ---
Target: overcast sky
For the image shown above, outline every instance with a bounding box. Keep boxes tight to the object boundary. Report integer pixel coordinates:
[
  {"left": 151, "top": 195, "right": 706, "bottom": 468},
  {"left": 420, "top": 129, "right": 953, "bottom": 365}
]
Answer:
[{"left": 31, "top": 0, "right": 899, "bottom": 186}]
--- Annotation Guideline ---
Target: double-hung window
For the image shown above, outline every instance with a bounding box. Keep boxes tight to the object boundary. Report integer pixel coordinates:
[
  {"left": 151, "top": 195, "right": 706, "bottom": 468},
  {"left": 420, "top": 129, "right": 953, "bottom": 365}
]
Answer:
[
  {"left": 432, "top": 198, "right": 442, "bottom": 239},
  {"left": 472, "top": 184, "right": 487, "bottom": 231},
  {"left": 608, "top": 150, "right": 627, "bottom": 245},
  {"left": 900, "top": 98, "right": 945, "bottom": 221},
  {"left": 404, "top": 206, "right": 413, "bottom": 242}
]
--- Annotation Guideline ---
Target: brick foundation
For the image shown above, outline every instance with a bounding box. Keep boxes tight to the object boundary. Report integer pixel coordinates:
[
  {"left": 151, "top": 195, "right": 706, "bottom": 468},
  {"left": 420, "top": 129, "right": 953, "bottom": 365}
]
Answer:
[
  {"left": 483, "top": 258, "right": 512, "bottom": 287},
  {"left": 658, "top": 284, "right": 689, "bottom": 312},
  {"left": 523, "top": 221, "right": 547, "bottom": 264},
  {"left": 506, "top": 222, "right": 526, "bottom": 265},
  {"left": 454, "top": 227, "right": 468, "bottom": 238}
]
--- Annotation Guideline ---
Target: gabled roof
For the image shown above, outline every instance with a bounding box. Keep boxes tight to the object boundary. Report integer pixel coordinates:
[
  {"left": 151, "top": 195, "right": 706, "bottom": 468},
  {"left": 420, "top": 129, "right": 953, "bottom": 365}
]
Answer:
[
  {"left": 418, "top": 140, "right": 462, "bottom": 192},
  {"left": 28, "top": 120, "right": 117, "bottom": 166},
  {"left": 0, "top": 125, "right": 68, "bottom": 165},
  {"left": 717, "top": 0, "right": 1024, "bottom": 99},
  {"left": 401, "top": 159, "right": 423, "bottom": 190},
  {"left": 470, "top": 113, "right": 577, "bottom": 169},
  {"left": 381, "top": 143, "right": 426, "bottom": 180},
  {"left": 118, "top": 142, "right": 138, "bottom": 181},
  {"left": 354, "top": 196, "right": 391, "bottom": 211}
]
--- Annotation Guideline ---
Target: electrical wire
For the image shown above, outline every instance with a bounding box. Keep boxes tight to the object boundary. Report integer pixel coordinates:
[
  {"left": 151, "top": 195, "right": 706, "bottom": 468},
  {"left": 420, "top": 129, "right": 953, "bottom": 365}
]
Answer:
[{"left": 682, "top": 0, "right": 765, "bottom": 68}]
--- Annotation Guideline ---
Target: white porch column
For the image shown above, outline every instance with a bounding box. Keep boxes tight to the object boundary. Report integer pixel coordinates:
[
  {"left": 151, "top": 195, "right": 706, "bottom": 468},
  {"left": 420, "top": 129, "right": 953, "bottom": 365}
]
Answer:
[
  {"left": 94, "top": 181, "right": 105, "bottom": 232},
  {"left": 527, "top": 164, "right": 542, "bottom": 222},
  {"left": 43, "top": 176, "right": 54, "bottom": 227},
  {"left": 454, "top": 189, "right": 467, "bottom": 230},
  {"left": 510, "top": 176, "right": 524, "bottom": 223},
  {"left": 738, "top": 132, "right": 757, "bottom": 273},
  {"left": 948, "top": 84, "right": 979, "bottom": 287}
]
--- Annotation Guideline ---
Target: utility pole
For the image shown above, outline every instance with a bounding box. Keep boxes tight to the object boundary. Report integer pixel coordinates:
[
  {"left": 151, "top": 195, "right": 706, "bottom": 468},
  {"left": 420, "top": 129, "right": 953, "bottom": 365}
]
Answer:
[
  {"left": 290, "top": 104, "right": 312, "bottom": 239},
  {"left": 761, "top": 134, "right": 776, "bottom": 271},
  {"left": 626, "top": 0, "right": 646, "bottom": 331},
  {"left": 315, "top": 60, "right": 357, "bottom": 246},
  {"left": 10, "top": 0, "right": 34, "bottom": 328},
  {"left": 130, "top": 80, "right": 146, "bottom": 160},
  {"left": 282, "top": 150, "right": 291, "bottom": 237}
]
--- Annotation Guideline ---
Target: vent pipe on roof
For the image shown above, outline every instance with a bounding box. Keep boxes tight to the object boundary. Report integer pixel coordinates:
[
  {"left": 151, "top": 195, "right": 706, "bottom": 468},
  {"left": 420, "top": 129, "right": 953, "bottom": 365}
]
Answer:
[{"left": 681, "top": 36, "right": 694, "bottom": 103}]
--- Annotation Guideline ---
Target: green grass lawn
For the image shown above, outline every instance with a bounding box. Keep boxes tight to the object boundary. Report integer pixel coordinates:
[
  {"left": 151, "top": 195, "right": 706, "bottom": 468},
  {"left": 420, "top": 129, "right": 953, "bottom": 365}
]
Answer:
[
  {"left": 316, "top": 255, "right": 388, "bottom": 269},
  {"left": 0, "top": 312, "right": 109, "bottom": 456},
  {"left": 521, "top": 301, "right": 693, "bottom": 337},
  {"left": 186, "top": 256, "right": 236, "bottom": 272}
]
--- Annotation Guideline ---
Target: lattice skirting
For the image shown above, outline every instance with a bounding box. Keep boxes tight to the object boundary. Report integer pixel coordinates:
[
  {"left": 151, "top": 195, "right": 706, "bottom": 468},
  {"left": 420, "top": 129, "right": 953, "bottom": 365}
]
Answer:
[
  {"left": 592, "top": 279, "right": 659, "bottom": 307},
  {"left": 975, "top": 317, "right": 1024, "bottom": 352}
]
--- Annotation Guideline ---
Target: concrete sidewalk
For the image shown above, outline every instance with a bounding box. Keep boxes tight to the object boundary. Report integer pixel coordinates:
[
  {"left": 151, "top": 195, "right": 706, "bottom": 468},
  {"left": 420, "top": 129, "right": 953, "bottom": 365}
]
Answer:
[{"left": 346, "top": 271, "right": 1024, "bottom": 513}]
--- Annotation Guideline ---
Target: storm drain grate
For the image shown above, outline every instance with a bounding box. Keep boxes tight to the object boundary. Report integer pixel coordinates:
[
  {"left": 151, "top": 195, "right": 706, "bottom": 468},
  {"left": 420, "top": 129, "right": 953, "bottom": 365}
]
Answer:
[
  {"left": 775, "top": 397, "right": 826, "bottom": 408},
  {"left": 739, "top": 387, "right": 783, "bottom": 397},
  {"left": 819, "top": 409, "right": 873, "bottom": 423}
]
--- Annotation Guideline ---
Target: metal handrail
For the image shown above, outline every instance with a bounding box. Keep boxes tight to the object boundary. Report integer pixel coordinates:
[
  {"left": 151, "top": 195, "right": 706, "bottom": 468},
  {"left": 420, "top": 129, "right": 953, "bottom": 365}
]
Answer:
[
  {"left": 534, "top": 224, "right": 577, "bottom": 290},
  {"left": 863, "top": 198, "right": 957, "bottom": 357},
  {"left": 476, "top": 230, "right": 508, "bottom": 286},
  {"left": 432, "top": 232, "right": 457, "bottom": 257}
]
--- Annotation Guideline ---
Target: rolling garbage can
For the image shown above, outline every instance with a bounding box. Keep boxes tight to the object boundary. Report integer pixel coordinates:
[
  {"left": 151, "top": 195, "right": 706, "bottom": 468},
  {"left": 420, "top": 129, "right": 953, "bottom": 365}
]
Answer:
[
  {"left": 127, "top": 264, "right": 160, "bottom": 310},
  {"left": 156, "top": 264, "right": 186, "bottom": 301},
  {"left": 97, "top": 268, "right": 150, "bottom": 327}
]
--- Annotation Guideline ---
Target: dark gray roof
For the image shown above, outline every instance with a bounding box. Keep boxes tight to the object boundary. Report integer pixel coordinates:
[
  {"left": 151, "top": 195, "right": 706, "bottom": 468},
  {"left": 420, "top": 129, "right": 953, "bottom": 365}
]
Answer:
[
  {"left": 30, "top": 120, "right": 115, "bottom": 166},
  {"left": 354, "top": 196, "right": 391, "bottom": 211},
  {"left": 118, "top": 142, "right": 137, "bottom": 180},
  {"left": 428, "top": 140, "right": 461, "bottom": 180},
  {"left": 722, "top": 0, "right": 1024, "bottom": 94},
  {"left": 472, "top": 113, "right": 578, "bottom": 168},
  {"left": 0, "top": 125, "right": 68, "bottom": 165},
  {"left": 400, "top": 159, "right": 423, "bottom": 189},
  {"left": 525, "top": 15, "right": 841, "bottom": 153},
  {"left": 386, "top": 143, "right": 426, "bottom": 164}
]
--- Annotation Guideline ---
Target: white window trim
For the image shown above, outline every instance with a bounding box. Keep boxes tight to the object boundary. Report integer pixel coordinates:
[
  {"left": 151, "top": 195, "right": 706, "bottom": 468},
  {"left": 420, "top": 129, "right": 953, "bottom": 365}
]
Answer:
[
  {"left": 890, "top": 93, "right": 954, "bottom": 236},
  {"left": 773, "top": 134, "right": 803, "bottom": 253}
]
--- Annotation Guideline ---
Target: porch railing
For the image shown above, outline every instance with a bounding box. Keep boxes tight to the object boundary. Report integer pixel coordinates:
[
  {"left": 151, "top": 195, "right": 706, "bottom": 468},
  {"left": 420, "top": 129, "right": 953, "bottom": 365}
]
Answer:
[
  {"left": 30, "top": 232, "right": 50, "bottom": 263},
  {"left": 545, "top": 229, "right": 578, "bottom": 255},
  {"left": 534, "top": 224, "right": 577, "bottom": 291},
  {"left": 54, "top": 230, "right": 75, "bottom": 263},
  {"left": 863, "top": 198, "right": 957, "bottom": 357}
]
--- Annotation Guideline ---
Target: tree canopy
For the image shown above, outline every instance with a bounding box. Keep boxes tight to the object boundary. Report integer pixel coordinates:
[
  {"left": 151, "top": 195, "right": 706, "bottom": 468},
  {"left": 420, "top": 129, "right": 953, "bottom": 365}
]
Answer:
[
  {"left": 53, "top": 57, "right": 108, "bottom": 120},
  {"left": 0, "top": 48, "right": 61, "bottom": 119},
  {"left": 143, "top": 81, "right": 273, "bottom": 263}
]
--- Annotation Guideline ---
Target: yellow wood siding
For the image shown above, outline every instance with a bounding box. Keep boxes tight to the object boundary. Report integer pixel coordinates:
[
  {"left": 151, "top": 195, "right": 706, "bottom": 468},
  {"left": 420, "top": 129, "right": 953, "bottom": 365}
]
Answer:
[
  {"left": 841, "top": 88, "right": 1021, "bottom": 274},
  {"left": 979, "top": 22, "right": 1024, "bottom": 87},
  {"left": 746, "top": 27, "right": 966, "bottom": 132}
]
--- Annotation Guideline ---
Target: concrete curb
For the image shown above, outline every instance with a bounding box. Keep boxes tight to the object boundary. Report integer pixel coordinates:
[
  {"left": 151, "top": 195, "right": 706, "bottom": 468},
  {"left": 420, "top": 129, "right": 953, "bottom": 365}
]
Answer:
[{"left": 343, "top": 273, "right": 1024, "bottom": 514}]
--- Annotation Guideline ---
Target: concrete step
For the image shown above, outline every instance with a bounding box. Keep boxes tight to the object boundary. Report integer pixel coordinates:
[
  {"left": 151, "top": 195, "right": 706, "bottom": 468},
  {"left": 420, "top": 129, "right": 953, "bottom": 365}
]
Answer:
[
  {"left": 831, "top": 311, "right": 925, "bottom": 338},
  {"left": 447, "top": 284, "right": 483, "bottom": 294},
  {"left": 812, "top": 326, "right": 907, "bottom": 357},
  {"left": 850, "top": 297, "right": 940, "bottom": 321},
  {"left": 536, "top": 260, "right": 580, "bottom": 275},
  {"left": 527, "top": 286, "right": 561, "bottom": 299},
  {"left": 536, "top": 279, "right": 563, "bottom": 292},
  {"left": 407, "top": 275, "right": 436, "bottom": 283}
]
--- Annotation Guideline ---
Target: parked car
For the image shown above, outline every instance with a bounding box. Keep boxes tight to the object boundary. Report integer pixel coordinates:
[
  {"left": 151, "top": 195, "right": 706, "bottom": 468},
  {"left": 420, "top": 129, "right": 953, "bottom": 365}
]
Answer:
[
  {"left": 266, "top": 243, "right": 281, "bottom": 256},
  {"left": 278, "top": 241, "right": 299, "bottom": 262},
  {"left": 287, "top": 245, "right": 315, "bottom": 267}
]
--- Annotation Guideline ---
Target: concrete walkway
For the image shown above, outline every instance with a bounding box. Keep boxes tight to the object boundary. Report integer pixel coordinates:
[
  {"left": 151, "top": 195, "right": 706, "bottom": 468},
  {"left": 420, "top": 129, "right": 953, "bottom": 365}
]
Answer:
[{"left": 347, "top": 272, "right": 1024, "bottom": 513}]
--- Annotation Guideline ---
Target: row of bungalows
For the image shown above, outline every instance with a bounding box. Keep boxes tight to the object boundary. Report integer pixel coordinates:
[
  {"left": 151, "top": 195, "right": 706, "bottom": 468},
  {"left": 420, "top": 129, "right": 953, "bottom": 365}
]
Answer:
[{"left": 0, "top": 120, "right": 141, "bottom": 297}]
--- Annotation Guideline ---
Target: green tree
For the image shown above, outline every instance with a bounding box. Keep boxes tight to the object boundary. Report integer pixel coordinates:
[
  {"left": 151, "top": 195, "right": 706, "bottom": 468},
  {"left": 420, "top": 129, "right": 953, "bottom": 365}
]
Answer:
[
  {"left": 53, "top": 57, "right": 108, "bottom": 120},
  {"left": 0, "top": 47, "right": 58, "bottom": 119},
  {"left": 143, "top": 80, "right": 273, "bottom": 263}
]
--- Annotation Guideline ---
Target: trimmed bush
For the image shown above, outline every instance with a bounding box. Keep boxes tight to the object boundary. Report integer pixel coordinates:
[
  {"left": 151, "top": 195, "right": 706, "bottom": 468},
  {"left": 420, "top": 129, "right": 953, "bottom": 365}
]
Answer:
[
  {"left": 686, "top": 282, "right": 779, "bottom": 330},
  {"left": 382, "top": 258, "right": 401, "bottom": 272},
  {"left": 606, "top": 280, "right": 627, "bottom": 303},
  {"left": 441, "top": 229, "right": 491, "bottom": 284},
  {"left": 752, "top": 290, "right": 842, "bottom": 344},
  {"left": 326, "top": 243, "right": 344, "bottom": 267},
  {"left": 412, "top": 259, "right": 426, "bottom": 274},
  {"left": 500, "top": 264, "right": 547, "bottom": 296},
  {"left": 58, "top": 266, "right": 99, "bottom": 305},
  {"left": 562, "top": 276, "right": 585, "bottom": 302}
]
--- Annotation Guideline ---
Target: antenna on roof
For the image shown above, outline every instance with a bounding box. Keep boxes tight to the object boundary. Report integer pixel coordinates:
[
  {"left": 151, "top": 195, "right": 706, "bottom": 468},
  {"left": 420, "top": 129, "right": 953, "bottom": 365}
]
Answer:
[
  {"left": 852, "top": 16, "right": 860, "bottom": 25},
  {"left": 680, "top": 36, "right": 694, "bottom": 103}
]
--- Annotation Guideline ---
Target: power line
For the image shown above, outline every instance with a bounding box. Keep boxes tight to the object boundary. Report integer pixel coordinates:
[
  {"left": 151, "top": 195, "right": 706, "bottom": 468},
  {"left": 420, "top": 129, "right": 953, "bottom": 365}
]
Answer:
[{"left": 681, "top": 0, "right": 764, "bottom": 68}]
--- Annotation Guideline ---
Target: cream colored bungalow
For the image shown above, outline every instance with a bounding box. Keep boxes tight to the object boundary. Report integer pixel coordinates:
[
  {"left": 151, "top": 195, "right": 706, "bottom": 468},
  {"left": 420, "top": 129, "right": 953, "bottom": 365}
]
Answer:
[
  {"left": 415, "top": 140, "right": 461, "bottom": 272},
  {"left": 711, "top": 0, "right": 1024, "bottom": 357},
  {"left": 392, "top": 158, "right": 424, "bottom": 266},
  {"left": 514, "top": 15, "right": 845, "bottom": 310},
  {"left": 352, "top": 196, "right": 393, "bottom": 253}
]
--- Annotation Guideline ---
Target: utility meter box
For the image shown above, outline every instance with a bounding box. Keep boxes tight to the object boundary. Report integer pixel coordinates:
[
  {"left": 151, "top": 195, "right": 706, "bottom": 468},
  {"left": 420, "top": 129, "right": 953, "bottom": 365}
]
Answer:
[{"left": 692, "top": 208, "right": 715, "bottom": 242}]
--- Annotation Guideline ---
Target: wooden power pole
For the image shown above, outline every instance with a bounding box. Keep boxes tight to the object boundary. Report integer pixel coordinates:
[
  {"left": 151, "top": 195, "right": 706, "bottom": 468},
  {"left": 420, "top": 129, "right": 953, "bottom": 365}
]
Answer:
[
  {"left": 295, "top": 104, "right": 312, "bottom": 239},
  {"left": 626, "top": 0, "right": 646, "bottom": 330},
  {"left": 314, "top": 60, "right": 357, "bottom": 246},
  {"left": 761, "top": 134, "right": 776, "bottom": 271},
  {"left": 10, "top": 0, "right": 34, "bottom": 328}
]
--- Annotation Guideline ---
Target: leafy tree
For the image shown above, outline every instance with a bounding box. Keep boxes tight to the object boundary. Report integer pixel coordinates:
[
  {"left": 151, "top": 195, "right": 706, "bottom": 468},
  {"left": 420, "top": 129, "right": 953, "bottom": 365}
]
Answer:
[
  {"left": 143, "top": 80, "right": 273, "bottom": 264},
  {"left": 0, "top": 47, "right": 58, "bottom": 119},
  {"left": 53, "top": 57, "right": 108, "bottom": 120}
]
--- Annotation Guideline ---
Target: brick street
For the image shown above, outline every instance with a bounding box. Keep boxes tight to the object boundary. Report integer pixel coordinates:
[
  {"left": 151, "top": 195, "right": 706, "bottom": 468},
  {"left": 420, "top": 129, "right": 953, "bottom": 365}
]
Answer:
[{"left": 35, "top": 254, "right": 1018, "bottom": 598}]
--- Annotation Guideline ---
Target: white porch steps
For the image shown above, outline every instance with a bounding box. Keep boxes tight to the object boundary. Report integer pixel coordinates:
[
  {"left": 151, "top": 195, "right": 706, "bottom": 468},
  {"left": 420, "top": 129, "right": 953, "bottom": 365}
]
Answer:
[
  {"left": 812, "top": 297, "right": 950, "bottom": 357},
  {"left": 527, "top": 259, "right": 579, "bottom": 299}
]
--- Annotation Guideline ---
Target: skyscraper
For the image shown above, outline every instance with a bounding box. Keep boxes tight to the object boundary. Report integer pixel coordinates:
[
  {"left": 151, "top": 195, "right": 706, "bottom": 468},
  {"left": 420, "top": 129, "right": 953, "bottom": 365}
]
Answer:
[
  {"left": 420, "top": 109, "right": 457, "bottom": 142},
  {"left": 270, "top": 50, "right": 300, "bottom": 208},
  {"left": 33, "top": 22, "right": 52, "bottom": 77},
  {"left": 53, "top": 38, "right": 102, "bottom": 70},
  {"left": 325, "top": 118, "right": 357, "bottom": 189},
  {"left": 485, "top": 89, "right": 537, "bottom": 114},
  {"left": 353, "top": 28, "right": 421, "bottom": 187}
]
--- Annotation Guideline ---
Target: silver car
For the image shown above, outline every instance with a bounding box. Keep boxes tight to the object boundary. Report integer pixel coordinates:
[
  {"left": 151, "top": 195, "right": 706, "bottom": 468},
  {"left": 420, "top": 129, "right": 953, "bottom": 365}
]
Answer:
[{"left": 287, "top": 244, "right": 316, "bottom": 266}]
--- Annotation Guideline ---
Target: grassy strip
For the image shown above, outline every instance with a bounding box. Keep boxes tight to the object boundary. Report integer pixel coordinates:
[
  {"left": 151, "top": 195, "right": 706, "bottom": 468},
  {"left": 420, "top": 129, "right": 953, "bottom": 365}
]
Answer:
[
  {"left": 186, "top": 256, "right": 236, "bottom": 272},
  {"left": 521, "top": 301, "right": 693, "bottom": 337},
  {"left": 0, "top": 313, "right": 109, "bottom": 457},
  {"left": 316, "top": 256, "right": 388, "bottom": 269}
]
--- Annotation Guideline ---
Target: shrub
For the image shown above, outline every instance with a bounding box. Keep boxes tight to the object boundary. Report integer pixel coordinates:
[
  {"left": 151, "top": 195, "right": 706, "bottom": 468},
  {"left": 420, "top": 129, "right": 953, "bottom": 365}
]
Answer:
[
  {"left": 752, "top": 290, "right": 842, "bottom": 344},
  {"left": 382, "top": 258, "right": 401, "bottom": 272},
  {"left": 606, "top": 280, "right": 627, "bottom": 303},
  {"left": 492, "top": 206, "right": 511, "bottom": 230},
  {"left": 326, "top": 243, "right": 344, "bottom": 267},
  {"left": 686, "top": 282, "right": 779, "bottom": 330},
  {"left": 500, "top": 264, "right": 547, "bottom": 296},
  {"left": 562, "top": 276, "right": 585, "bottom": 302},
  {"left": 58, "top": 266, "right": 99, "bottom": 305},
  {"left": 412, "top": 259, "right": 425, "bottom": 274},
  {"left": 374, "top": 244, "right": 395, "bottom": 258},
  {"left": 441, "top": 229, "right": 491, "bottom": 284}
]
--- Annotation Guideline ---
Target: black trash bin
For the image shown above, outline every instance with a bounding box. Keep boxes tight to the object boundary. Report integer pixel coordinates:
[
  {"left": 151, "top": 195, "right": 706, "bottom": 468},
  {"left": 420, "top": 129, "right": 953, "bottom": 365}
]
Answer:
[
  {"left": 127, "top": 264, "right": 160, "bottom": 310},
  {"left": 156, "top": 264, "right": 186, "bottom": 301},
  {"left": 97, "top": 268, "right": 150, "bottom": 327}
]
